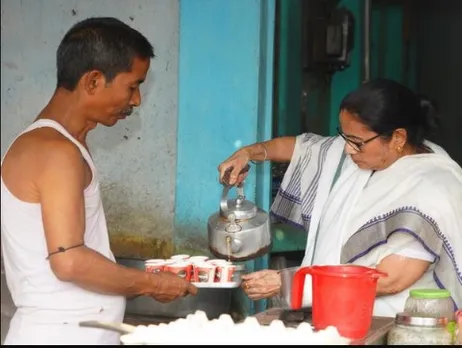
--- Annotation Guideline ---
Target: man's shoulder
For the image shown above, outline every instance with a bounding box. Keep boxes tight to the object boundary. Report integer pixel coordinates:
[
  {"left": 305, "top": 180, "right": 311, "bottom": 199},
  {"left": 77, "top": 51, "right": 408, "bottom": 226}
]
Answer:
[
  {"left": 20, "top": 128, "right": 80, "bottom": 155},
  {"left": 5, "top": 128, "right": 83, "bottom": 170},
  {"left": 1, "top": 128, "right": 85, "bottom": 201}
]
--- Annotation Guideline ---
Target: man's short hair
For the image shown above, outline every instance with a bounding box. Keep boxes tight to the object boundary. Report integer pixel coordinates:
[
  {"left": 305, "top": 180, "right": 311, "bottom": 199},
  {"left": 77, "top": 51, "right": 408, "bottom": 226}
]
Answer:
[{"left": 56, "top": 17, "right": 154, "bottom": 91}]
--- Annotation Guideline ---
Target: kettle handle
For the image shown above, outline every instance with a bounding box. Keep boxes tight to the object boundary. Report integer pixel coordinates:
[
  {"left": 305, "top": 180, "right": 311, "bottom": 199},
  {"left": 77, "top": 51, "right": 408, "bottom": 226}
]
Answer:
[
  {"left": 291, "top": 267, "right": 313, "bottom": 310},
  {"left": 220, "top": 165, "right": 250, "bottom": 215},
  {"left": 221, "top": 165, "right": 251, "bottom": 187},
  {"left": 220, "top": 183, "right": 246, "bottom": 214},
  {"left": 220, "top": 185, "right": 232, "bottom": 214}
]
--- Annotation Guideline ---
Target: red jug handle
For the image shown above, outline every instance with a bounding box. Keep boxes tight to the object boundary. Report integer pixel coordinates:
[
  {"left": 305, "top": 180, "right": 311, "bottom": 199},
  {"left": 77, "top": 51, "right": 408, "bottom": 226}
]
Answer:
[
  {"left": 290, "top": 267, "right": 313, "bottom": 310},
  {"left": 366, "top": 269, "right": 388, "bottom": 279}
]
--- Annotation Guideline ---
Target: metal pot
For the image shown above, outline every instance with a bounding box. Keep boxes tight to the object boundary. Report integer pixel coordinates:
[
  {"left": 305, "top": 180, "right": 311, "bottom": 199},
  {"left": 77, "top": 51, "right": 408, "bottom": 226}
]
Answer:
[
  {"left": 207, "top": 181, "right": 271, "bottom": 261},
  {"left": 271, "top": 267, "right": 299, "bottom": 309}
]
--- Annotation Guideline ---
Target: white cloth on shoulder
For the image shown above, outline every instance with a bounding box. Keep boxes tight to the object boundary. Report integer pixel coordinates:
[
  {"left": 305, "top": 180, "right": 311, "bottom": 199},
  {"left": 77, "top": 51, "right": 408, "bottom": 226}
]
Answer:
[{"left": 271, "top": 133, "right": 462, "bottom": 315}]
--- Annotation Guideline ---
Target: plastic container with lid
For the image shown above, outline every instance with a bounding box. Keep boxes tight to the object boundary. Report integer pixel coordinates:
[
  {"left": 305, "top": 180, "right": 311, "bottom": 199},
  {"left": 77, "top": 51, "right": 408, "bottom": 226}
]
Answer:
[
  {"left": 404, "top": 289, "right": 454, "bottom": 320},
  {"left": 387, "top": 312, "right": 452, "bottom": 345}
]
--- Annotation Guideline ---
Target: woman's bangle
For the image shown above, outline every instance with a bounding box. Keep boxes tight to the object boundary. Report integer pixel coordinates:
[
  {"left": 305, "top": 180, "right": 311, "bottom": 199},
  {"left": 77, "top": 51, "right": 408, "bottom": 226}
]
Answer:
[{"left": 250, "top": 143, "right": 268, "bottom": 164}]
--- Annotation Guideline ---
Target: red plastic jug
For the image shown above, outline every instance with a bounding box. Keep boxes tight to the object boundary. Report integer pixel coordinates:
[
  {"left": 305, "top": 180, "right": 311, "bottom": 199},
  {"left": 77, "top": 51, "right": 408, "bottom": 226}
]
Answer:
[{"left": 291, "top": 265, "right": 387, "bottom": 339}]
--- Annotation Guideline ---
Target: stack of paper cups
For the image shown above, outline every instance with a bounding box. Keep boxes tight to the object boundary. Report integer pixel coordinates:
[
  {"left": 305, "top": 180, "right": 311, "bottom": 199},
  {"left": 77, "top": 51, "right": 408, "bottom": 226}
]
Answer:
[
  {"left": 207, "top": 260, "right": 237, "bottom": 283},
  {"left": 192, "top": 262, "right": 216, "bottom": 283},
  {"left": 144, "top": 259, "right": 167, "bottom": 273},
  {"left": 164, "top": 261, "right": 193, "bottom": 281}
]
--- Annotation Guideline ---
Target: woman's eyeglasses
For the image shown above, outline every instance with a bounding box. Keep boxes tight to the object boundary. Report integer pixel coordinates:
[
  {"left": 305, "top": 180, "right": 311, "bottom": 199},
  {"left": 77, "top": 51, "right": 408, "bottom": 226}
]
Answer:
[{"left": 336, "top": 127, "right": 382, "bottom": 152}]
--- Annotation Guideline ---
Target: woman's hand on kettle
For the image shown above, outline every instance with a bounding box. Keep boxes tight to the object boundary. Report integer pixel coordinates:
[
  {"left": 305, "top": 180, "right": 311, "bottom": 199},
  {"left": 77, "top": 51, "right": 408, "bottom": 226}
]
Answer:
[
  {"left": 241, "top": 270, "right": 281, "bottom": 300},
  {"left": 218, "top": 149, "right": 250, "bottom": 186}
]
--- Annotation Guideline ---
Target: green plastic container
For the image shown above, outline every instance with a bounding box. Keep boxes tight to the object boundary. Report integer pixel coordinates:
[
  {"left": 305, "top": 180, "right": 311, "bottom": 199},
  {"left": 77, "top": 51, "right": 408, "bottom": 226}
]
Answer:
[
  {"left": 405, "top": 288, "right": 454, "bottom": 321},
  {"left": 409, "top": 289, "right": 451, "bottom": 299}
]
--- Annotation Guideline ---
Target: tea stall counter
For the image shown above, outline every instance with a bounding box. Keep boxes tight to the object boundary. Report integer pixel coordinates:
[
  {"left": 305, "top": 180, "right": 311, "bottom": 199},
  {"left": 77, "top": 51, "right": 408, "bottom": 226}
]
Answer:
[{"left": 251, "top": 307, "right": 395, "bottom": 345}]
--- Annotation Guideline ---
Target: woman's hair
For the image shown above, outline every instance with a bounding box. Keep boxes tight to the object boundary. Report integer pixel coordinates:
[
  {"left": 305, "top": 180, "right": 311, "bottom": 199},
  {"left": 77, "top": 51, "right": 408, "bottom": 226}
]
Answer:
[{"left": 339, "top": 78, "right": 440, "bottom": 147}]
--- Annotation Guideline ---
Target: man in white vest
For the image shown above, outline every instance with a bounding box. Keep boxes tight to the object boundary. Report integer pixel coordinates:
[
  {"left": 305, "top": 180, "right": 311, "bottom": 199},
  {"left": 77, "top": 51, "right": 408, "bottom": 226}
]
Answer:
[{"left": 1, "top": 17, "right": 197, "bottom": 345}]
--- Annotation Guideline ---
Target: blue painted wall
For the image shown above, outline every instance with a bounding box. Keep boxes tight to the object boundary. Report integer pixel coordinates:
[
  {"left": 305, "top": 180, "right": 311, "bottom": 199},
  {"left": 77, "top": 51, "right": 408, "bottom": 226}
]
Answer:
[{"left": 175, "top": 0, "right": 275, "bottom": 315}]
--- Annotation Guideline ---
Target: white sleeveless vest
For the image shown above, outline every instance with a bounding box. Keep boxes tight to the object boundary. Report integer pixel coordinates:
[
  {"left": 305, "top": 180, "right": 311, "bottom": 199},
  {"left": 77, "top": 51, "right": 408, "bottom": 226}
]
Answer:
[{"left": 1, "top": 119, "right": 126, "bottom": 345}]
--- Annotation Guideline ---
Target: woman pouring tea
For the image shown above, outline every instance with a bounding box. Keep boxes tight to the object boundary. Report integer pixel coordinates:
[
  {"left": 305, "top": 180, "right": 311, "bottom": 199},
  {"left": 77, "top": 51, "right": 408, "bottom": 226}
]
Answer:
[{"left": 217, "top": 79, "right": 462, "bottom": 317}]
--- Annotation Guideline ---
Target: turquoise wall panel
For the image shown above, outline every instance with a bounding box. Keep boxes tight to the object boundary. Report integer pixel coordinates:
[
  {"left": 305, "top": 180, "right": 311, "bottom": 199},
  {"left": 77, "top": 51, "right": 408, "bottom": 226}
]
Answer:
[{"left": 176, "top": 0, "right": 275, "bottom": 316}]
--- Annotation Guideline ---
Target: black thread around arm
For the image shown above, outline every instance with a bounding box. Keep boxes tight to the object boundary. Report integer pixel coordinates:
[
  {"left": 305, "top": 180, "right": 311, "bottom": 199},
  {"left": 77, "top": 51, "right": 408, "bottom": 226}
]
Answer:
[{"left": 46, "top": 243, "right": 85, "bottom": 260}]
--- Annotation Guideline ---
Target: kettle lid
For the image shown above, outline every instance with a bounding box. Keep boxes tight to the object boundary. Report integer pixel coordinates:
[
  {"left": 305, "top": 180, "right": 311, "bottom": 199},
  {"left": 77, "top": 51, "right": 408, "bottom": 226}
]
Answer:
[{"left": 220, "top": 184, "right": 257, "bottom": 220}]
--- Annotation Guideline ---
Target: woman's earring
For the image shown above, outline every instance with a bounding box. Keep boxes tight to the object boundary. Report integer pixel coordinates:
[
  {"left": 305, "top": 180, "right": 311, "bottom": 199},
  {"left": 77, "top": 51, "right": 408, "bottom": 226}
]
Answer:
[{"left": 396, "top": 146, "right": 403, "bottom": 153}]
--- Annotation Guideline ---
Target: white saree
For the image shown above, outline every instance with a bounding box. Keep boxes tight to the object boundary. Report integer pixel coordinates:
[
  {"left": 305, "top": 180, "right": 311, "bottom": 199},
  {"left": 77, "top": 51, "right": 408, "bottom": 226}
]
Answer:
[{"left": 271, "top": 133, "right": 462, "bottom": 317}]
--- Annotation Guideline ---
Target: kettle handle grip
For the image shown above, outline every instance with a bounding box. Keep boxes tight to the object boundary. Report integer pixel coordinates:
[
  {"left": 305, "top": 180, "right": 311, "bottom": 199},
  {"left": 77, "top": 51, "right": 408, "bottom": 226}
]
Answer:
[
  {"left": 221, "top": 165, "right": 251, "bottom": 187},
  {"left": 220, "top": 165, "right": 250, "bottom": 214},
  {"left": 291, "top": 267, "right": 313, "bottom": 310}
]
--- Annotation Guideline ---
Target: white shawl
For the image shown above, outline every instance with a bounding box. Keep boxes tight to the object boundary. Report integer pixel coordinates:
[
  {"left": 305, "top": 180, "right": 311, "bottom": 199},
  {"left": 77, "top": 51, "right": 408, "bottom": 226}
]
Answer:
[{"left": 271, "top": 133, "right": 462, "bottom": 313}]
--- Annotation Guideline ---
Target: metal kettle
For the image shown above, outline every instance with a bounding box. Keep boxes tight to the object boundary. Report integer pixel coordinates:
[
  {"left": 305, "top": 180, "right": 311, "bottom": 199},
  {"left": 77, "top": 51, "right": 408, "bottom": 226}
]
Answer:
[{"left": 207, "top": 166, "right": 271, "bottom": 261}]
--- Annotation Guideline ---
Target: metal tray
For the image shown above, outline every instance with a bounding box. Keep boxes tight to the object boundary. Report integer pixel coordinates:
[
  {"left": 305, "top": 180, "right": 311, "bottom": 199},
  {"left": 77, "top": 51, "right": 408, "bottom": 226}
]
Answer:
[
  {"left": 192, "top": 281, "right": 241, "bottom": 288},
  {"left": 117, "top": 257, "right": 235, "bottom": 319}
]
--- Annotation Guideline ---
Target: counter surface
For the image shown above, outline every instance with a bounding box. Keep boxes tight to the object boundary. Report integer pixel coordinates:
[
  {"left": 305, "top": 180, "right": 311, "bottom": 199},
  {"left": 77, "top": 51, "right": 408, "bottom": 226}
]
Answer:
[{"left": 253, "top": 307, "right": 394, "bottom": 345}]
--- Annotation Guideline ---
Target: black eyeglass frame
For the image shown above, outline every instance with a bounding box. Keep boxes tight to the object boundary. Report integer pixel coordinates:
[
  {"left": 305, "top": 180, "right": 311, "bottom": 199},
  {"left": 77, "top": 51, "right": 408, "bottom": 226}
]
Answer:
[{"left": 336, "top": 126, "right": 382, "bottom": 152}]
